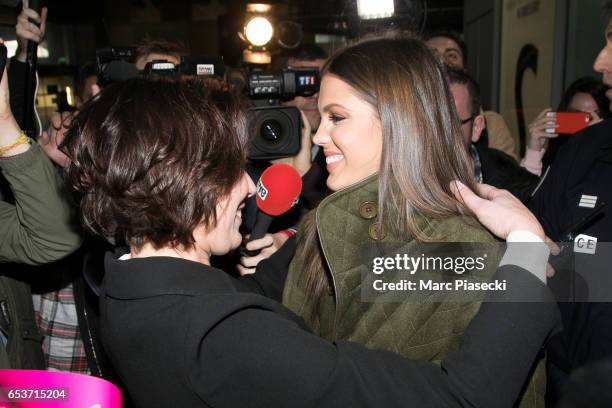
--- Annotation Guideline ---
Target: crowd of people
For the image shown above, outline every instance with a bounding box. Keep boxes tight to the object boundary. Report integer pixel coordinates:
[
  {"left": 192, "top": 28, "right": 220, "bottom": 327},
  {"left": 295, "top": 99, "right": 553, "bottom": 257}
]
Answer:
[{"left": 1, "top": 1, "right": 612, "bottom": 407}]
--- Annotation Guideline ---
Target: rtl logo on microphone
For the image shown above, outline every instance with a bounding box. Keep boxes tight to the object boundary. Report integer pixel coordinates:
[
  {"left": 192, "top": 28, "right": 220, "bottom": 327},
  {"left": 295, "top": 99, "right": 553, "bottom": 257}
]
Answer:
[{"left": 256, "top": 180, "right": 268, "bottom": 201}]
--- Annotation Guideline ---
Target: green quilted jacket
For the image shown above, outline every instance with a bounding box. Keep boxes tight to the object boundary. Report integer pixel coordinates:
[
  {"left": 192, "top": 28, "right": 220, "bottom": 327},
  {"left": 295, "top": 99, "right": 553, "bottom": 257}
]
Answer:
[{"left": 283, "top": 175, "right": 546, "bottom": 408}]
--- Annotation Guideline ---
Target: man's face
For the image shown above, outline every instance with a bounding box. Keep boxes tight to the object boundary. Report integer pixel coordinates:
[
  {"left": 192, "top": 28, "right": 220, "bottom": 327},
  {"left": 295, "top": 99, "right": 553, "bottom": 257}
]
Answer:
[
  {"left": 450, "top": 83, "right": 484, "bottom": 148},
  {"left": 426, "top": 36, "right": 465, "bottom": 69},
  {"left": 135, "top": 53, "right": 181, "bottom": 70},
  {"left": 282, "top": 57, "right": 326, "bottom": 132},
  {"left": 594, "top": 20, "right": 612, "bottom": 110},
  {"left": 77, "top": 75, "right": 99, "bottom": 108}
]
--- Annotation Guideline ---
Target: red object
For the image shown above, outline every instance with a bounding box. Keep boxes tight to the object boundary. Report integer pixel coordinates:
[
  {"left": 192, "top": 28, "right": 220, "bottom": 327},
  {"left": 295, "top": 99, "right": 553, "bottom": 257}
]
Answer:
[
  {"left": 256, "top": 164, "right": 302, "bottom": 216},
  {"left": 555, "top": 112, "right": 590, "bottom": 134}
]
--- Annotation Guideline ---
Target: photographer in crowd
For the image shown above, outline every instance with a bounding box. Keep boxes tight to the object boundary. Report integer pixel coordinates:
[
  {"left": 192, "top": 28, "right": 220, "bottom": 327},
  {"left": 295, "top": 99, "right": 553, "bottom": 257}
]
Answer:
[{"left": 238, "top": 44, "right": 329, "bottom": 274}]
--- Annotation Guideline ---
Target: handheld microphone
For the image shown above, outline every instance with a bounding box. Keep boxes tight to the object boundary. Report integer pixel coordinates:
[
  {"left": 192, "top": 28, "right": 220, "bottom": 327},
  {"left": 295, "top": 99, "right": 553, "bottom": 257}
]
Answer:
[
  {"left": 26, "top": 0, "right": 42, "bottom": 62},
  {"left": 240, "top": 164, "right": 302, "bottom": 257},
  {"left": 22, "top": 0, "right": 42, "bottom": 137}
]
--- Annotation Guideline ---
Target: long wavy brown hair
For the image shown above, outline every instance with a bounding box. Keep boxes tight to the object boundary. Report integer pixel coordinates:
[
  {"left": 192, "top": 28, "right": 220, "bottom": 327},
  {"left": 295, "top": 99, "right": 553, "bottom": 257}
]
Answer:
[{"left": 296, "top": 32, "right": 479, "bottom": 305}]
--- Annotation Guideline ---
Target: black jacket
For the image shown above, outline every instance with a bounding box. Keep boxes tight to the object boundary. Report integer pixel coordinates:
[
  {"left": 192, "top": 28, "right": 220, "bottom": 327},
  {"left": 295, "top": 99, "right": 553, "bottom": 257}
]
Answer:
[
  {"left": 476, "top": 144, "right": 540, "bottom": 203},
  {"left": 529, "top": 119, "right": 612, "bottom": 372},
  {"left": 101, "top": 239, "right": 557, "bottom": 408}
]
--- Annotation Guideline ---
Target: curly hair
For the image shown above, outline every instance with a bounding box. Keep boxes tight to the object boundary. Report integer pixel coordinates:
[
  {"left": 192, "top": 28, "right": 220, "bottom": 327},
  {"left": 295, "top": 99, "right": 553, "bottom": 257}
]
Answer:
[{"left": 62, "top": 76, "right": 249, "bottom": 249}]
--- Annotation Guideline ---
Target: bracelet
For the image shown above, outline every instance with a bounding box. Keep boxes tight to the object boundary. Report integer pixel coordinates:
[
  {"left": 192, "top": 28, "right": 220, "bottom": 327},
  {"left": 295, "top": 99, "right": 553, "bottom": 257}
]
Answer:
[
  {"left": 0, "top": 133, "right": 30, "bottom": 157},
  {"left": 278, "top": 228, "right": 297, "bottom": 238}
]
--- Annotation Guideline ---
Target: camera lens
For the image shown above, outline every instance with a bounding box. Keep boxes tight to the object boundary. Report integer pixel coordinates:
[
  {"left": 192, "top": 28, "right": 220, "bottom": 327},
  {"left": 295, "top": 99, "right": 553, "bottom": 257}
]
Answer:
[{"left": 260, "top": 120, "right": 283, "bottom": 143}]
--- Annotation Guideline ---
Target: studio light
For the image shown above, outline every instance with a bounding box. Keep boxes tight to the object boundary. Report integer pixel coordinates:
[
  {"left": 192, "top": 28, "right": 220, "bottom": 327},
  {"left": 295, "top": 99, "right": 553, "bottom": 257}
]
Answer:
[
  {"left": 241, "top": 3, "right": 274, "bottom": 64},
  {"left": 357, "top": 0, "right": 395, "bottom": 20},
  {"left": 245, "top": 16, "right": 274, "bottom": 47}
]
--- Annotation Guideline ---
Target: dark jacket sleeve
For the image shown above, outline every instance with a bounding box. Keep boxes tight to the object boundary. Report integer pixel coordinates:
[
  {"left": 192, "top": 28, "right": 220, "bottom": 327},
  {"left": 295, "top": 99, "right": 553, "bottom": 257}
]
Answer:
[
  {"left": 300, "top": 149, "right": 327, "bottom": 209},
  {"left": 193, "top": 265, "right": 558, "bottom": 408},
  {"left": 237, "top": 235, "right": 296, "bottom": 302},
  {"left": 479, "top": 146, "right": 540, "bottom": 204}
]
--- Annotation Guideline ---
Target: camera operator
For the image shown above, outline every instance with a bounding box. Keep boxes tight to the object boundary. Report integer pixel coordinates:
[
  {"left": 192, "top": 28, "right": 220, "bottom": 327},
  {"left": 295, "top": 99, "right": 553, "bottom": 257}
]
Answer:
[{"left": 238, "top": 45, "right": 329, "bottom": 273}]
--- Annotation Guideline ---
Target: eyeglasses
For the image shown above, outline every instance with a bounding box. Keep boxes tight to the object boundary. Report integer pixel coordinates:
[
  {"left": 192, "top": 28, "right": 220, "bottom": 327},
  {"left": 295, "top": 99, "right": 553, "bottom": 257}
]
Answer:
[{"left": 460, "top": 115, "right": 476, "bottom": 125}]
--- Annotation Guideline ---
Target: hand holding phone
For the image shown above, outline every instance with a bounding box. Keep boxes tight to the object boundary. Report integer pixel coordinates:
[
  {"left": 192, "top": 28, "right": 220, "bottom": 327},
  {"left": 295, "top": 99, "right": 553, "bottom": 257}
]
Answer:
[
  {"left": 548, "top": 111, "right": 590, "bottom": 135},
  {"left": 527, "top": 108, "right": 559, "bottom": 150}
]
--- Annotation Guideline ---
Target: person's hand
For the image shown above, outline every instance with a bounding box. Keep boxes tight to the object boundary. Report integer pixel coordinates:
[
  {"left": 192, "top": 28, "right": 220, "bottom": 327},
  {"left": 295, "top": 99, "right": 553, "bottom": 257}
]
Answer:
[
  {"left": 38, "top": 111, "right": 72, "bottom": 167},
  {"left": 527, "top": 108, "right": 558, "bottom": 151},
  {"left": 451, "top": 181, "right": 545, "bottom": 241},
  {"left": 15, "top": 1, "right": 48, "bottom": 63},
  {"left": 237, "top": 232, "right": 290, "bottom": 275},
  {"left": 271, "top": 110, "right": 313, "bottom": 176},
  {"left": 0, "top": 40, "right": 23, "bottom": 153}
]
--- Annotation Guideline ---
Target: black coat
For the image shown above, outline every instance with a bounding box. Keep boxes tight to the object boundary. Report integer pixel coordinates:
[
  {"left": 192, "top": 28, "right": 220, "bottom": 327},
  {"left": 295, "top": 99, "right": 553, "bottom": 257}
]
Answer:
[
  {"left": 476, "top": 144, "right": 540, "bottom": 203},
  {"left": 100, "top": 238, "right": 557, "bottom": 408},
  {"left": 529, "top": 119, "right": 612, "bottom": 373}
]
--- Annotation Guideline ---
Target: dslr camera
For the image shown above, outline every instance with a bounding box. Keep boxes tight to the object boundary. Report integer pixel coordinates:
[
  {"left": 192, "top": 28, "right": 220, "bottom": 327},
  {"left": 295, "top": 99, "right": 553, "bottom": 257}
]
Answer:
[{"left": 246, "top": 68, "right": 319, "bottom": 161}]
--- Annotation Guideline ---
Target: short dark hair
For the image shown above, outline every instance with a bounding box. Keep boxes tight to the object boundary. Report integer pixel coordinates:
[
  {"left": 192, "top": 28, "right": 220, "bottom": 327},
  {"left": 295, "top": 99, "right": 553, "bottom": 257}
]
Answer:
[
  {"left": 134, "top": 38, "right": 185, "bottom": 64},
  {"left": 444, "top": 64, "right": 481, "bottom": 116},
  {"left": 426, "top": 30, "right": 468, "bottom": 63},
  {"left": 558, "top": 76, "right": 611, "bottom": 118},
  {"left": 62, "top": 76, "right": 248, "bottom": 249},
  {"left": 271, "top": 43, "right": 328, "bottom": 71}
]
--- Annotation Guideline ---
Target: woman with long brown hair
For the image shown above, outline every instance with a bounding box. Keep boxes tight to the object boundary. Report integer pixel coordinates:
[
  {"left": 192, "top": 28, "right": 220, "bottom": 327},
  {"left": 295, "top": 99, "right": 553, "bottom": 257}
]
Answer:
[{"left": 282, "top": 33, "right": 545, "bottom": 407}]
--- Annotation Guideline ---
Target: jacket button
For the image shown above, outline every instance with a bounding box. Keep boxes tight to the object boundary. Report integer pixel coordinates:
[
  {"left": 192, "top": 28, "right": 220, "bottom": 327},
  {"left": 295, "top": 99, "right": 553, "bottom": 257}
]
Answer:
[
  {"left": 368, "top": 223, "right": 386, "bottom": 240},
  {"left": 359, "top": 201, "right": 378, "bottom": 219}
]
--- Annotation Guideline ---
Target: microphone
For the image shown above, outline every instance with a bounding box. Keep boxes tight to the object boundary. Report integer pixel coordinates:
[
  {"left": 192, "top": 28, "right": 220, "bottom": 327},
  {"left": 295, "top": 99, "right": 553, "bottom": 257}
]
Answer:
[
  {"left": 22, "top": 0, "right": 42, "bottom": 137},
  {"left": 240, "top": 164, "right": 302, "bottom": 256}
]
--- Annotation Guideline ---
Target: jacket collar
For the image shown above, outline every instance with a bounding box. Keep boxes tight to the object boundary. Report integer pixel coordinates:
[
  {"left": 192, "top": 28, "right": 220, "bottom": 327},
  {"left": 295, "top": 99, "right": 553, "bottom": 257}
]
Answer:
[
  {"left": 103, "top": 248, "right": 235, "bottom": 300},
  {"left": 587, "top": 119, "right": 612, "bottom": 163}
]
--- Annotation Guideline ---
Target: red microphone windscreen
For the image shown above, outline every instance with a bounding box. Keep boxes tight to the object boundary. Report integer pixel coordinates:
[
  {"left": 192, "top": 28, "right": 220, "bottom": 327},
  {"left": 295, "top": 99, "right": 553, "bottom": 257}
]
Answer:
[{"left": 256, "top": 164, "right": 302, "bottom": 216}]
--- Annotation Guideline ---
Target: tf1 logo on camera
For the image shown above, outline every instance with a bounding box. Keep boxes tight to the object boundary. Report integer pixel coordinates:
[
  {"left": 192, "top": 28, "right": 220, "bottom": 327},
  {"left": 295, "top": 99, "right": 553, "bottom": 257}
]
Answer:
[{"left": 298, "top": 75, "right": 316, "bottom": 86}]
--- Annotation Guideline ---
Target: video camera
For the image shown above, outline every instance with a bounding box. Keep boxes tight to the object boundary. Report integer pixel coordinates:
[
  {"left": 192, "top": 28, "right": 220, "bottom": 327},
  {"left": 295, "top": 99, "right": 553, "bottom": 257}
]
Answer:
[
  {"left": 246, "top": 68, "right": 319, "bottom": 161},
  {"left": 95, "top": 48, "right": 320, "bottom": 161},
  {"left": 95, "top": 47, "right": 225, "bottom": 86}
]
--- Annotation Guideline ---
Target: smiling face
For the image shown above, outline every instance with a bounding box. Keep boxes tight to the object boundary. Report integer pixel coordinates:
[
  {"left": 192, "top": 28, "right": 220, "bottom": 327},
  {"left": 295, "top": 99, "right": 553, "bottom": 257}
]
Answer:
[
  {"left": 193, "top": 172, "right": 255, "bottom": 256},
  {"left": 313, "top": 74, "right": 383, "bottom": 191}
]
